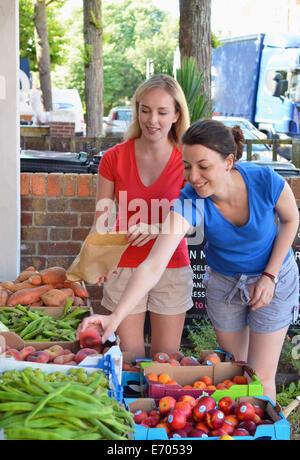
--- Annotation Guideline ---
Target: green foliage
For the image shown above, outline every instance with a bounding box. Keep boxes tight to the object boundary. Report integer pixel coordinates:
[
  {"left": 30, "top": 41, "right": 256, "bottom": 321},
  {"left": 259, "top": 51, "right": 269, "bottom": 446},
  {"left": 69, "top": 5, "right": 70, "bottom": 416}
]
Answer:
[
  {"left": 19, "top": 0, "right": 68, "bottom": 72},
  {"left": 276, "top": 380, "right": 300, "bottom": 407},
  {"left": 182, "top": 317, "right": 218, "bottom": 355},
  {"left": 176, "top": 57, "right": 211, "bottom": 123}
]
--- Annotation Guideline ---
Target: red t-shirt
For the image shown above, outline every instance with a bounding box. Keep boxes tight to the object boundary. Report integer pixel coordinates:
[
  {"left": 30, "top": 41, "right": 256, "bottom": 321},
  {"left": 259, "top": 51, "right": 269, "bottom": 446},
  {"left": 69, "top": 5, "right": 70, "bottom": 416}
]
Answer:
[{"left": 98, "top": 139, "right": 190, "bottom": 268}]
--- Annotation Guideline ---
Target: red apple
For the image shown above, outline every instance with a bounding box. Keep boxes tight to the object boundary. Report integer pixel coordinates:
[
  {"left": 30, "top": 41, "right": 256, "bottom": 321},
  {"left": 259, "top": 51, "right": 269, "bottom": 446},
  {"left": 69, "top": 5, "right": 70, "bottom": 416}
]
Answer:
[
  {"left": 204, "top": 409, "right": 225, "bottom": 429},
  {"left": 232, "top": 428, "right": 250, "bottom": 437},
  {"left": 167, "top": 409, "right": 187, "bottom": 430},
  {"left": 238, "top": 420, "right": 257, "bottom": 436},
  {"left": 159, "top": 396, "right": 176, "bottom": 415},
  {"left": 218, "top": 396, "right": 236, "bottom": 415},
  {"left": 133, "top": 409, "right": 148, "bottom": 424},
  {"left": 236, "top": 402, "right": 256, "bottom": 421}
]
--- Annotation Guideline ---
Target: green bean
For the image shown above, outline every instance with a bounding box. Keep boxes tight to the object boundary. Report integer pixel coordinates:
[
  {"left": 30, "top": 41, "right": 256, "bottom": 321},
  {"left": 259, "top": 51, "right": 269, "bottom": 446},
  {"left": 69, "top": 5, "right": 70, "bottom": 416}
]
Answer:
[
  {"left": 90, "top": 418, "right": 127, "bottom": 440},
  {"left": 0, "top": 402, "right": 35, "bottom": 412},
  {"left": 4, "top": 427, "right": 72, "bottom": 441}
]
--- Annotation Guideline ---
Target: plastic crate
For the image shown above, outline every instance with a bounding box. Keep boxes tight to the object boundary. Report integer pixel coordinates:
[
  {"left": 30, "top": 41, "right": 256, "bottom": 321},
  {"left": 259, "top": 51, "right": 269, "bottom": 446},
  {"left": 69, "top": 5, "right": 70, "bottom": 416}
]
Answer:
[
  {"left": 125, "top": 396, "right": 290, "bottom": 441},
  {"left": 143, "top": 362, "right": 263, "bottom": 401}
]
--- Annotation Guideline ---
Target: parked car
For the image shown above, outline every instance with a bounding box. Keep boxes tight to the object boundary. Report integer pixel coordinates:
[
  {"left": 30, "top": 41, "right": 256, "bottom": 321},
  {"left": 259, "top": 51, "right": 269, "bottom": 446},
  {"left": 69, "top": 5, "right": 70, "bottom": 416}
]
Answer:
[
  {"left": 104, "top": 106, "right": 133, "bottom": 137},
  {"left": 212, "top": 116, "right": 299, "bottom": 176}
]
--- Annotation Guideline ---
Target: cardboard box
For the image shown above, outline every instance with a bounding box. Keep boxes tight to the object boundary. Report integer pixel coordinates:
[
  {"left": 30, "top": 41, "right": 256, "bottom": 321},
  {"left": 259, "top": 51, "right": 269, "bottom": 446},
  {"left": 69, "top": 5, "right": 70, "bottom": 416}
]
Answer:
[
  {"left": 124, "top": 396, "right": 290, "bottom": 441},
  {"left": 121, "top": 352, "right": 152, "bottom": 397},
  {"left": 0, "top": 331, "right": 123, "bottom": 385},
  {"left": 143, "top": 362, "right": 263, "bottom": 400}
]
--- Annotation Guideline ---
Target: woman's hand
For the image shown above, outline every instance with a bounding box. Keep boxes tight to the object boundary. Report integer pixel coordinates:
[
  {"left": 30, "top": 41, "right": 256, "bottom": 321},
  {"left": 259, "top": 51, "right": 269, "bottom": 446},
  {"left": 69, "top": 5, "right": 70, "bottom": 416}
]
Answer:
[
  {"left": 76, "top": 313, "right": 119, "bottom": 344},
  {"left": 127, "top": 222, "right": 160, "bottom": 247},
  {"left": 248, "top": 276, "right": 275, "bottom": 311}
]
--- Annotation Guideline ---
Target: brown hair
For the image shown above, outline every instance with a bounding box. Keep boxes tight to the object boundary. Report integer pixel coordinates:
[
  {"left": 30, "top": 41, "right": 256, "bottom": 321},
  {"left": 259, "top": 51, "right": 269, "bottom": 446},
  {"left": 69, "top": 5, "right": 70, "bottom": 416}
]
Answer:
[
  {"left": 124, "top": 74, "right": 190, "bottom": 146},
  {"left": 181, "top": 119, "right": 245, "bottom": 161}
]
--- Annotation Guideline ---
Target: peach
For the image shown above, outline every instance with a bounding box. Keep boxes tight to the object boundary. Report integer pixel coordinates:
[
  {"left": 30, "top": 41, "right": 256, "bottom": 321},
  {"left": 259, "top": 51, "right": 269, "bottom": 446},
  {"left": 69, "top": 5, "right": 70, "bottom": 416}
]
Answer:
[
  {"left": 156, "top": 422, "right": 170, "bottom": 434},
  {"left": 206, "top": 385, "right": 217, "bottom": 391},
  {"left": 167, "top": 409, "right": 187, "bottom": 431},
  {"left": 235, "top": 402, "right": 256, "bottom": 421},
  {"left": 200, "top": 376, "right": 213, "bottom": 387},
  {"left": 204, "top": 409, "right": 225, "bottom": 429},
  {"left": 167, "top": 379, "right": 179, "bottom": 385},
  {"left": 19, "top": 346, "right": 36, "bottom": 361},
  {"left": 26, "top": 351, "right": 50, "bottom": 363},
  {"left": 183, "top": 385, "right": 193, "bottom": 389},
  {"left": 79, "top": 327, "right": 102, "bottom": 349},
  {"left": 216, "top": 383, "right": 228, "bottom": 390},
  {"left": 232, "top": 428, "right": 250, "bottom": 436},
  {"left": 180, "top": 356, "right": 200, "bottom": 366},
  {"left": 174, "top": 401, "right": 192, "bottom": 419},
  {"left": 74, "top": 348, "right": 98, "bottom": 364},
  {"left": 223, "top": 379, "right": 234, "bottom": 388},
  {"left": 192, "top": 396, "right": 216, "bottom": 422},
  {"left": 222, "top": 420, "right": 235, "bottom": 435},
  {"left": 5, "top": 349, "right": 22, "bottom": 361},
  {"left": 133, "top": 409, "right": 148, "bottom": 424},
  {"left": 153, "top": 352, "right": 170, "bottom": 363},
  {"left": 238, "top": 420, "right": 257, "bottom": 436},
  {"left": 53, "top": 353, "right": 75, "bottom": 364},
  {"left": 189, "top": 428, "right": 209, "bottom": 438},
  {"left": 218, "top": 396, "right": 236, "bottom": 415},
  {"left": 169, "top": 351, "right": 184, "bottom": 362},
  {"left": 158, "top": 373, "right": 171, "bottom": 384},
  {"left": 45, "top": 345, "right": 65, "bottom": 362},
  {"left": 203, "top": 353, "right": 221, "bottom": 365},
  {"left": 209, "top": 428, "right": 228, "bottom": 438},
  {"left": 167, "top": 359, "right": 181, "bottom": 366},
  {"left": 178, "top": 395, "right": 197, "bottom": 408},
  {"left": 148, "top": 414, "right": 160, "bottom": 427},
  {"left": 254, "top": 406, "right": 264, "bottom": 419},
  {"left": 195, "top": 421, "right": 210, "bottom": 434},
  {"left": 224, "top": 414, "right": 239, "bottom": 429}
]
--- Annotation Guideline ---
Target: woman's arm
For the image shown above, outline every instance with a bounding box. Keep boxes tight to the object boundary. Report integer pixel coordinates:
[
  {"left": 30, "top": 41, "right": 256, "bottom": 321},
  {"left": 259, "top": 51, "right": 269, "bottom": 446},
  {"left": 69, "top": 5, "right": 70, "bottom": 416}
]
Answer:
[
  {"left": 77, "top": 211, "right": 191, "bottom": 342},
  {"left": 249, "top": 181, "right": 299, "bottom": 310}
]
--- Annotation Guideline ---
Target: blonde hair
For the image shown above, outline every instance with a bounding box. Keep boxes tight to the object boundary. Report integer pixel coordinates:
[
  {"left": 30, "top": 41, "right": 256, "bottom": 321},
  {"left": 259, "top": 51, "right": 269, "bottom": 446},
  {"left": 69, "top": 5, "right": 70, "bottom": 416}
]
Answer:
[{"left": 124, "top": 74, "right": 190, "bottom": 146}]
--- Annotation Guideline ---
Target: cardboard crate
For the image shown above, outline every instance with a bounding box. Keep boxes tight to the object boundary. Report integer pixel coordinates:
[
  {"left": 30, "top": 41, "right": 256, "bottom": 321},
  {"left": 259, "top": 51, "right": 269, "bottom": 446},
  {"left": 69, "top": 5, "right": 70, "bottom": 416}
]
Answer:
[
  {"left": 143, "top": 362, "right": 263, "bottom": 400},
  {"left": 124, "top": 396, "right": 290, "bottom": 441},
  {"left": 0, "top": 331, "right": 123, "bottom": 385}
]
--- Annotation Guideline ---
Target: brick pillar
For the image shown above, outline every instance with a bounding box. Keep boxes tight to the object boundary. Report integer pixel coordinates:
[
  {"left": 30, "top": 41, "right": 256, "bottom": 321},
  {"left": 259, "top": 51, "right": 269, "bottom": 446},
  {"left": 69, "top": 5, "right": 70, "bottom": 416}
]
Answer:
[{"left": 49, "top": 121, "right": 75, "bottom": 137}]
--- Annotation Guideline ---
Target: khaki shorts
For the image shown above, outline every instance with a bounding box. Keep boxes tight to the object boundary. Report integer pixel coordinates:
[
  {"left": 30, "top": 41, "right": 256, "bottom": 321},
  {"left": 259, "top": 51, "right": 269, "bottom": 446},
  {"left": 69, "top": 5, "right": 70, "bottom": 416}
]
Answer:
[{"left": 102, "top": 266, "right": 194, "bottom": 315}]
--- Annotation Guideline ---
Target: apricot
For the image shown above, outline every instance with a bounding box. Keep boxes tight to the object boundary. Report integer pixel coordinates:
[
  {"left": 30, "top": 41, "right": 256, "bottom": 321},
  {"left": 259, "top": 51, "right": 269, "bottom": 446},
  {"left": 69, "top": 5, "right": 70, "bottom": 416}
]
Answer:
[
  {"left": 193, "top": 380, "right": 207, "bottom": 389},
  {"left": 223, "top": 379, "right": 234, "bottom": 388},
  {"left": 147, "top": 373, "right": 159, "bottom": 382},
  {"left": 206, "top": 385, "right": 217, "bottom": 391},
  {"left": 158, "top": 373, "right": 171, "bottom": 384},
  {"left": 216, "top": 383, "right": 228, "bottom": 390},
  {"left": 183, "top": 385, "right": 193, "bottom": 389},
  {"left": 233, "top": 375, "right": 248, "bottom": 385},
  {"left": 200, "top": 376, "right": 213, "bottom": 387},
  {"left": 168, "top": 379, "right": 179, "bottom": 385}
]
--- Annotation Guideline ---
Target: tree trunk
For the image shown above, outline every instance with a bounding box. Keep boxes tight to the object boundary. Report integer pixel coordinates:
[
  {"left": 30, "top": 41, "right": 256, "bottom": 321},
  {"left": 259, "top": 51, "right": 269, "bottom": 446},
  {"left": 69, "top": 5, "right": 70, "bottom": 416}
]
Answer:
[
  {"left": 33, "top": 0, "right": 52, "bottom": 111},
  {"left": 179, "top": 0, "right": 211, "bottom": 107},
  {"left": 83, "top": 0, "right": 103, "bottom": 137}
]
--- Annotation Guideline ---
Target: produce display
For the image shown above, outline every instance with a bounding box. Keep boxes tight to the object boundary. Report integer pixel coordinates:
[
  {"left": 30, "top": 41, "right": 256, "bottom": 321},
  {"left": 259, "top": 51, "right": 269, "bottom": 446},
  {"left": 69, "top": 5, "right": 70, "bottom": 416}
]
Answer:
[
  {"left": 0, "top": 266, "right": 89, "bottom": 307},
  {"left": 0, "top": 303, "right": 89, "bottom": 342},
  {"left": 132, "top": 394, "right": 273, "bottom": 439},
  {"left": 0, "top": 367, "right": 134, "bottom": 440}
]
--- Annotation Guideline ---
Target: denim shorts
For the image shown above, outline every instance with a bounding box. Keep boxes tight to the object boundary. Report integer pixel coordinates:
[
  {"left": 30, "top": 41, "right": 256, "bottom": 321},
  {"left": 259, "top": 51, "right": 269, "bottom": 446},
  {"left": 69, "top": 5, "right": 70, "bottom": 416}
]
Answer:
[{"left": 202, "top": 254, "right": 299, "bottom": 334}]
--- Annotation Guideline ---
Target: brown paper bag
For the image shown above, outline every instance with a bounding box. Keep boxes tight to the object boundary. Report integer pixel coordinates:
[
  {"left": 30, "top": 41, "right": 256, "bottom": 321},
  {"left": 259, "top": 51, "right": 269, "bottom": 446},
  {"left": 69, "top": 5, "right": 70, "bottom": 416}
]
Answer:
[{"left": 66, "top": 232, "right": 129, "bottom": 284}]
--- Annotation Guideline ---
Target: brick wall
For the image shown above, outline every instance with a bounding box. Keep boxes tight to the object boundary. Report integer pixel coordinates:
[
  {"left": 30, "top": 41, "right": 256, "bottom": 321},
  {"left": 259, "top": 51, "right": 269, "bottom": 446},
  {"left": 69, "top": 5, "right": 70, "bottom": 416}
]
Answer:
[
  {"left": 20, "top": 173, "right": 300, "bottom": 312},
  {"left": 20, "top": 172, "right": 102, "bottom": 311}
]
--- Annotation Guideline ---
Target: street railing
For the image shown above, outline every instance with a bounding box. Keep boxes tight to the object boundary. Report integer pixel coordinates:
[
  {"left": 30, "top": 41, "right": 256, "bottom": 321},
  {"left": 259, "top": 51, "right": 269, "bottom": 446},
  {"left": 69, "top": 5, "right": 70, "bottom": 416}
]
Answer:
[{"left": 245, "top": 139, "right": 300, "bottom": 168}]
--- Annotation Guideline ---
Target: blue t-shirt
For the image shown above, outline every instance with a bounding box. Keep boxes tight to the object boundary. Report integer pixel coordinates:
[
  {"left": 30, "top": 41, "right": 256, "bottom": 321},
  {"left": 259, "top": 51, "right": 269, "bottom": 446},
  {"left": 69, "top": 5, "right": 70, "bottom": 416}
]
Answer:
[{"left": 173, "top": 163, "right": 290, "bottom": 276}]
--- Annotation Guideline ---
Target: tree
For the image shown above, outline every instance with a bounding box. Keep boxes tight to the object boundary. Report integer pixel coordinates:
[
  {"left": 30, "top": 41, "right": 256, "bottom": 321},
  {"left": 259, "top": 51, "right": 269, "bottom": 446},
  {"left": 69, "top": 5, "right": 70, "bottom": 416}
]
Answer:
[
  {"left": 83, "top": 0, "right": 103, "bottom": 137},
  {"left": 179, "top": 0, "right": 212, "bottom": 109},
  {"left": 20, "top": 0, "right": 66, "bottom": 110}
]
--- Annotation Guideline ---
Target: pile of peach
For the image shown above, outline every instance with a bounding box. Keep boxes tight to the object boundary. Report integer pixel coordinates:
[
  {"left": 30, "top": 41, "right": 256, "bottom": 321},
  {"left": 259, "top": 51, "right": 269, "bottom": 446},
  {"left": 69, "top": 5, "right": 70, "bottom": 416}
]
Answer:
[
  {"left": 133, "top": 394, "right": 273, "bottom": 439},
  {"left": 147, "top": 373, "right": 248, "bottom": 390},
  {"left": 4, "top": 345, "right": 99, "bottom": 365},
  {"left": 151, "top": 351, "right": 222, "bottom": 366}
]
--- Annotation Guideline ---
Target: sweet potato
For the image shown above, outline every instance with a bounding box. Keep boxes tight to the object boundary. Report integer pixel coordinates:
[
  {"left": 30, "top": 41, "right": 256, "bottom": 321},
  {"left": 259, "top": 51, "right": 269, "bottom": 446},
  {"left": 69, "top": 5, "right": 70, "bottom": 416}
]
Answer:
[
  {"left": 0, "top": 287, "right": 9, "bottom": 306},
  {"left": 60, "top": 288, "right": 75, "bottom": 302},
  {"left": 63, "top": 281, "right": 89, "bottom": 298},
  {"left": 73, "top": 296, "right": 85, "bottom": 307},
  {"left": 28, "top": 274, "right": 42, "bottom": 286},
  {"left": 40, "top": 267, "right": 66, "bottom": 286},
  {"left": 0, "top": 281, "right": 16, "bottom": 291},
  {"left": 6, "top": 284, "right": 54, "bottom": 307},
  {"left": 40, "top": 289, "right": 70, "bottom": 307},
  {"left": 15, "top": 269, "right": 40, "bottom": 283}
]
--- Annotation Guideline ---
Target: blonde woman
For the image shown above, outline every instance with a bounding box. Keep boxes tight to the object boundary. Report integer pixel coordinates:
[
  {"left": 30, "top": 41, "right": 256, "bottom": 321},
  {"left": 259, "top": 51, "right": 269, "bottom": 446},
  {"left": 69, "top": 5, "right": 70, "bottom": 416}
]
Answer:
[{"left": 90, "top": 74, "right": 192, "bottom": 359}]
